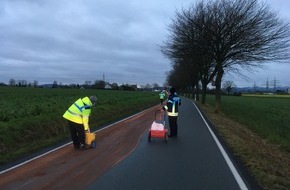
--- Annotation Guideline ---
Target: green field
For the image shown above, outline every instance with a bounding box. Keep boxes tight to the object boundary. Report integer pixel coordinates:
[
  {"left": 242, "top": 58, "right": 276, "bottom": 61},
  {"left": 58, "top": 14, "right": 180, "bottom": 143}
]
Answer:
[
  {"left": 206, "top": 94, "right": 290, "bottom": 152},
  {"left": 0, "top": 87, "right": 159, "bottom": 165},
  {"left": 2, "top": 88, "right": 289, "bottom": 167},
  {"left": 243, "top": 94, "right": 290, "bottom": 98}
]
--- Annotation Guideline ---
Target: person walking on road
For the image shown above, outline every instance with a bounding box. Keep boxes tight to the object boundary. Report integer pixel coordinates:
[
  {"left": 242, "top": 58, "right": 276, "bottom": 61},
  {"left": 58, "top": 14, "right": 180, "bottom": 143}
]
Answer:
[
  {"left": 159, "top": 91, "right": 166, "bottom": 105},
  {"left": 63, "top": 96, "right": 97, "bottom": 149},
  {"left": 162, "top": 88, "right": 181, "bottom": 137}
]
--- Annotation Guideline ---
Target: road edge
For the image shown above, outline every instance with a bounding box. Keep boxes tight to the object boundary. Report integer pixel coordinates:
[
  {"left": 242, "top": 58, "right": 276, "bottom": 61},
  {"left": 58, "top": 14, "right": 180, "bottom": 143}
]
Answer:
[{"left": 191, "top": 99, "right": 263, "bottom": 190}]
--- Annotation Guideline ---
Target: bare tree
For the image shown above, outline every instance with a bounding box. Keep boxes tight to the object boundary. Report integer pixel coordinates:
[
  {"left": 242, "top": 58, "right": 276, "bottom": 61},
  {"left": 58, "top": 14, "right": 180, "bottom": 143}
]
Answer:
[
  {"left": 18, "top": 79, "right": 27, "bottom": 87},
  {"left": 162, "top": 4, "right": 218, "bottom": 103},
  {"left": 144, "top": 84, "right": 152, "bottom": 90},
  {"left": 152, "top": 83, "right": 160, "bottom": 89},
  {"left": 201, "top": 0, "right": 290, "bottom": 112},
  {"left": 162, "top": 0, "right": 290, "bottom": 113},
  {"left": 9, "top": 78, "right": 16, "bottom": 86},
  {"left": 94, "top": 80, "right": 105, "bottom": 89},
  {"left": 162, "top": 9, "right": 202, "bottom": 98},
  {"left": 111, "top": 83, "right": 119, "bottom": 90},
  {"left": 52, "top": 81, "right": 58, "bottom": 88},
  {"left": 33, "top": 80, "right": 38, "bottom": 87},
  {"left": 83, "top": 81, "right": 92, "bottom": 88},
  {"left": 222, "top": 81, "right": 236, "bottom": 95}
]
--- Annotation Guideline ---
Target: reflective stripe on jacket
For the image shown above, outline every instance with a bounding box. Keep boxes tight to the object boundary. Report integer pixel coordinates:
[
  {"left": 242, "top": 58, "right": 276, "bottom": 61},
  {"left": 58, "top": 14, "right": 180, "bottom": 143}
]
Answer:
[
  {"left": 163, "top": 94, "right": 181, "bottom": 116},
  {"left": 63, "top": 97, "right": 92, "bottom": 130}
]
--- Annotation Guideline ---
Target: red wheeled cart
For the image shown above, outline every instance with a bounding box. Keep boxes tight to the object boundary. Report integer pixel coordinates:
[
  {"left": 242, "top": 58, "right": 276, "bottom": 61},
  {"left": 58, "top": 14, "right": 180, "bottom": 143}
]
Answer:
[{"left": 148, "top": 110, "right": 168, "bottom": 142}]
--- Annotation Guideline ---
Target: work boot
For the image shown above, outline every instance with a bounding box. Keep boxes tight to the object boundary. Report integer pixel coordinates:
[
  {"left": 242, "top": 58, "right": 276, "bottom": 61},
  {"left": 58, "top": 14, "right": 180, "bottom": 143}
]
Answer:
[{"left": 74, "top": 144, "right": 80, "bottom": 150}]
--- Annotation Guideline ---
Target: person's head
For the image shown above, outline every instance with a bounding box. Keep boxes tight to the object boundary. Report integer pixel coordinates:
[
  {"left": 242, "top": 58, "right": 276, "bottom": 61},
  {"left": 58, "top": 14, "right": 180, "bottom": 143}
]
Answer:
[
  {"left": 89, "top": 95, "right": 97, "bottom": 106},
  {"left": 169, "top": 87, "right": 176, "bottom": 94},
  {"left": 82, "top": 96, "right": 97, "bottom": 106}
]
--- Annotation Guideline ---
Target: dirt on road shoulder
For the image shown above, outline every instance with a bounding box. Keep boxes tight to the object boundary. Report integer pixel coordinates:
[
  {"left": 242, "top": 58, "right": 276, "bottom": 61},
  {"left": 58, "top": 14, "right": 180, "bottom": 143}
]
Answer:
[{"left": 0, "top": 105, "right": 161, "bottom": 190}]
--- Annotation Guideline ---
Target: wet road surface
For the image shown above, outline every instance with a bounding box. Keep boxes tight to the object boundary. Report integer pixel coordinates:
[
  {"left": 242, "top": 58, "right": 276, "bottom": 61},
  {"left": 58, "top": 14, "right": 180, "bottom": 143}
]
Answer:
[
  {"left": 0, "top": 98, "right": 255, "bottom": 190},
  {"left": 87, "top": 98, "right": 249, "bottom": 190}
]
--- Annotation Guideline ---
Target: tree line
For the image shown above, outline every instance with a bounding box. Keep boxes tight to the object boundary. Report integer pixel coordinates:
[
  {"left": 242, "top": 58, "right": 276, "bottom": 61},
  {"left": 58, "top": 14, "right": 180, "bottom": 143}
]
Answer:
[
  {"left": 161, "top": 0, "right": 290, "bottom": 112},
  {"left": 4, "top": 78, "right": 162, "bottom": 91}
]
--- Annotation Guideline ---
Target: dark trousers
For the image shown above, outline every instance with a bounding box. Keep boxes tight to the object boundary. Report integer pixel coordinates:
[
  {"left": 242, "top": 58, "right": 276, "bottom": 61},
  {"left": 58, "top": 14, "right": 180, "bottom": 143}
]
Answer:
[
  {"left": 168, "top": 116, "right": 178, "bottom": 136},
  {"left": 68, "top": 121, "right": 85, "bottom": 149},
  {"left": 160, "top": 99, "right": 164, "bottom": 105}
]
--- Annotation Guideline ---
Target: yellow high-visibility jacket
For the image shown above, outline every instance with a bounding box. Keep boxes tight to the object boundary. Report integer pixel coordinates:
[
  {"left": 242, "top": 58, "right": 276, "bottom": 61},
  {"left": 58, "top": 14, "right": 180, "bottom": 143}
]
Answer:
[
  {"left": 63, "top": 97, "right": 92, "bottom": 130},
  {"left": 159, "top": 92, "right": 165, "bottom": 99}
]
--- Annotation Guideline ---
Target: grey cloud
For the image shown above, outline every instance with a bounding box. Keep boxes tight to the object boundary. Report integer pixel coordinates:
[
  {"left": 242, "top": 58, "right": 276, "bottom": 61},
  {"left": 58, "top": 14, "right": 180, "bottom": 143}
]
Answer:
[{"left": 0, "top": 0, "right": 289, "bottom": 87}]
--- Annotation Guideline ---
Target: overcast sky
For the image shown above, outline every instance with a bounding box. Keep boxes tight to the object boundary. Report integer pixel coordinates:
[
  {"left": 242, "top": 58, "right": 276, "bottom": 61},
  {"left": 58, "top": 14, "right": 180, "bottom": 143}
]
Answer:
[{"left": 0, "top": 0, "right": 290, "bottom": 87}]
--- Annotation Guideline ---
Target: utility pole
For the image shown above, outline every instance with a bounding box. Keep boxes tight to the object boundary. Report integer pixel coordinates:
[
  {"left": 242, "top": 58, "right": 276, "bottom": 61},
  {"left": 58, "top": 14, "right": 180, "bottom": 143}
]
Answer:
[
  {"left": 273, "top": 77, "right": 276, "bottom": 92},
  {"left": 266, "top": 78, "right": 269, "bottom": 92},
  {"left": 253, "top": 82, "right": 257, "bottom": 92},
  {"left": 271, "top": 77, "right": 279, "bottom": 93}
]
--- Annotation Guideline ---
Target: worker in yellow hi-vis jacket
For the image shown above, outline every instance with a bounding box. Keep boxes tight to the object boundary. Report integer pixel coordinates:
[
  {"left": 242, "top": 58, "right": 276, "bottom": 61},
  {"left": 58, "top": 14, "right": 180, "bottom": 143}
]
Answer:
[
  {"left": 63, "top": 96, "right": 97, "bottom": 150},
  {"left": 159, "top": 91, "right": 166, "bottom": 105}
]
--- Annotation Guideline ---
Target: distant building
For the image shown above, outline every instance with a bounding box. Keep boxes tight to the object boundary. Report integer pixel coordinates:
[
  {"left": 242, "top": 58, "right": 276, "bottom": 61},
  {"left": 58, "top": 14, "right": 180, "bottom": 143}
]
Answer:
[
  {"left": 105, "top": 83, "right": 112, "bottom": 89},
  {"left": 130, "top": 84, "right": 137, "bottom": 90},
  {"left": 40, "top": 84, "right": 53, "bottom": 88}
]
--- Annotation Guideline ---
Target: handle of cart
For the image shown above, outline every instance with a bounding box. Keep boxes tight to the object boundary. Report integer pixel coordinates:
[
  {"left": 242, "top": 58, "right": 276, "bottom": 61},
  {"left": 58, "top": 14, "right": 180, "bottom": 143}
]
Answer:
[{"left": 154, "top": 109, "right": 166, "bottom": 126}]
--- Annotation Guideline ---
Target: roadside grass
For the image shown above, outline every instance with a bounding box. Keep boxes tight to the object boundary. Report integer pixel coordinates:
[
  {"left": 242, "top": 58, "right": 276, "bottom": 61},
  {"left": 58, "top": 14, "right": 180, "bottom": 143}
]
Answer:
[
  {"left": 0, "top": 87, "right": 159, "bottom": 165},
  {"left": 198, "top": 95, "right": 290, "bottom": 190},
  {"left": 206, "top": 95, "right": 290, "bottom": 152},
  {"left": 242, "top": 94, "right": 290, "bottom": 99}
]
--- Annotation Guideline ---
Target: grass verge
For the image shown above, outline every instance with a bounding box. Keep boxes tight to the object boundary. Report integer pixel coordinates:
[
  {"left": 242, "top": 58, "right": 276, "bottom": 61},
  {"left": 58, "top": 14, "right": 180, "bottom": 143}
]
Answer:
[{"left": 198, "top": 103, "right": 290, "bottom": 190}]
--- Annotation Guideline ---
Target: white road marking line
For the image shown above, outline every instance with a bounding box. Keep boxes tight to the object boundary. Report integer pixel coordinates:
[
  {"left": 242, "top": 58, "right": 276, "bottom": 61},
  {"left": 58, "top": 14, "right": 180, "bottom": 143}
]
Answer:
[
  {"left": 0, "top": 106, "right": 155, "bottom": 175},
  {"left": 191, "top": 100, "right": 248, "bottom": 190}
]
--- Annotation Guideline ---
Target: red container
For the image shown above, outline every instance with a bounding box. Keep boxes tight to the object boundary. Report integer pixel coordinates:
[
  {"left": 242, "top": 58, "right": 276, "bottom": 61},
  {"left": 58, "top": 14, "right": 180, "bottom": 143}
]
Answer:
[{"left": 148, "top": 121, "right": 168, "bottom": 142}]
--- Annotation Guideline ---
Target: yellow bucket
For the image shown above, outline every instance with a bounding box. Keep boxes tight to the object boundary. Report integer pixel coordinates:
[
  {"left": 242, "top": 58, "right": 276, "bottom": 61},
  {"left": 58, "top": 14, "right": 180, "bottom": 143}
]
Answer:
[{"left": 85, "top": 132, "right": 96, "bottom": 148}]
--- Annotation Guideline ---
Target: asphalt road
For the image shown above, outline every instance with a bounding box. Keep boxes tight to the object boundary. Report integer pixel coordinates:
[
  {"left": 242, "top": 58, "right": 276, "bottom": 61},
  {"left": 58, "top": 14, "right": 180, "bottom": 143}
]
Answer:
[
  {"left": 87, "top": 98, "right": 251, "bottom": 190},
  {"left": 1, "top": 98, "right": 259, "bottom": 190}
]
